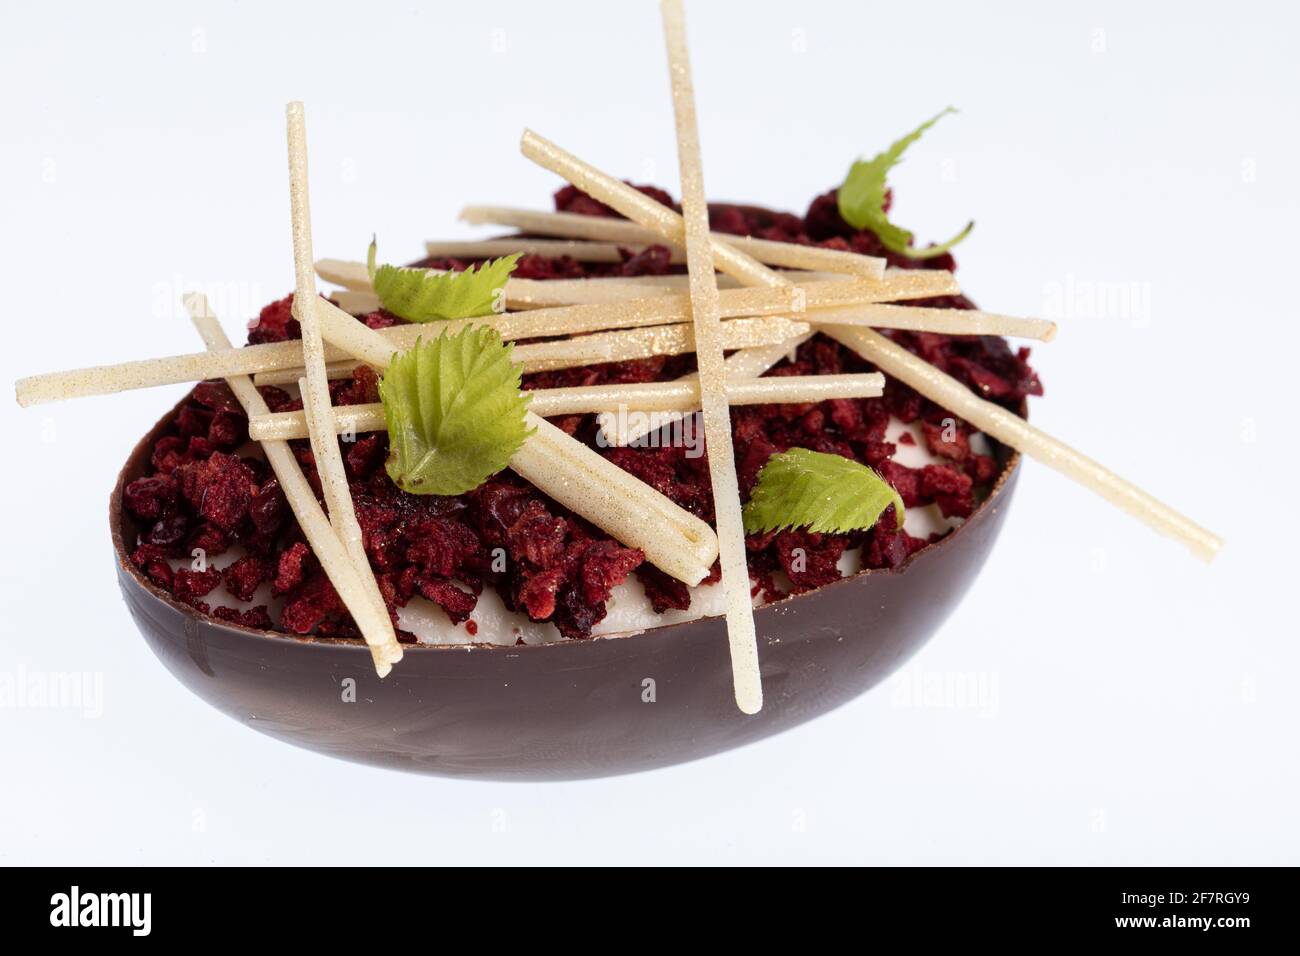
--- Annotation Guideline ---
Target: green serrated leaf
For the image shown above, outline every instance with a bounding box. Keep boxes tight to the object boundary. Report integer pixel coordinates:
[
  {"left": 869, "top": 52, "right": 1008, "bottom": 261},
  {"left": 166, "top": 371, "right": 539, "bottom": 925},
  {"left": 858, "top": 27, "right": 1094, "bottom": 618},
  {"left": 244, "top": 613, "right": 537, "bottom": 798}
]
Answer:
[
  {"left": 742, "top": 448, "right": 904, "bottom": 535},
  {"left": 367, "top": 237, "right": 520, "bottom": 322},
  {"left": 836, "top": 107, "right": 973, "bottom": 259},
  {"left": 378, "top": 326, "right": 533, "bottom": 496}
]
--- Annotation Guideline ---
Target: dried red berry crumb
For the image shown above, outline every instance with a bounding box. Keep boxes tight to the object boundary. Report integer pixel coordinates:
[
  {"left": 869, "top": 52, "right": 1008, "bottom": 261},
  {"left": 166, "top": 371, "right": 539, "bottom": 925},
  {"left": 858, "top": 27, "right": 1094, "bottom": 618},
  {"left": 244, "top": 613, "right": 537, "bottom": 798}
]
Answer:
[
  {"left": 222, "top": 554, "right": 269, "bottom": 603},
  {"left": 211, "top": 605, "right": 273, "bottom": 629},
  {"left": 173, "top": 567, "right": 222, "bottom": 606},
  {"left": 416, "top": 577, "right": 477, "bottom": 625},
  {"left": 181, "top": 452, "right": 258, "bottom": 531},
  {"left": 124, "top": 476, "right": 178, "bottom": 522},
  {"left": 280, "top": 573, "right": 343, "bottom": 634},
  {"left": 272, "top": 542, "right": 312, "bottom": 596},
  {"left": 130, "top": 544, "right": 174, "bottom": 590}
]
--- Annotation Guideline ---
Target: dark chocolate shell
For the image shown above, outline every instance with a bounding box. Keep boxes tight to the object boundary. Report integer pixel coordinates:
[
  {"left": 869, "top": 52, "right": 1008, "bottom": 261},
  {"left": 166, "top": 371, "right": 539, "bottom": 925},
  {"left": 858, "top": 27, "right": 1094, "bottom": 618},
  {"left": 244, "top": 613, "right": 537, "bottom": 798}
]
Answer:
[{"left": 112, "top": 398, "right": 1020, "bottom": 780}]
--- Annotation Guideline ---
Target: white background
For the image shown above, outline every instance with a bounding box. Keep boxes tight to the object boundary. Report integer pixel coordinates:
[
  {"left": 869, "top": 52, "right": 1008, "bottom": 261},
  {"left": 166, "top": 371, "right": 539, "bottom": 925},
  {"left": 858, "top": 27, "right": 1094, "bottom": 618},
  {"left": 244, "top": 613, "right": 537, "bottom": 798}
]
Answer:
[{"left": 1, "top": 0, "right": 1296, "bottom": 865}]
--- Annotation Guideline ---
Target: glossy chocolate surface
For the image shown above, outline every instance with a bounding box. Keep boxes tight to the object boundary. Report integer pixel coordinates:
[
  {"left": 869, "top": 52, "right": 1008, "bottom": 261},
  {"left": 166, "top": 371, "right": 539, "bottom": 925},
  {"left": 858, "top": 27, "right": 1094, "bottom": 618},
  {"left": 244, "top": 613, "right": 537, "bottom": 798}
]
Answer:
[{"left": 112, "top": 398, "right": 1020, "bottom": 780}]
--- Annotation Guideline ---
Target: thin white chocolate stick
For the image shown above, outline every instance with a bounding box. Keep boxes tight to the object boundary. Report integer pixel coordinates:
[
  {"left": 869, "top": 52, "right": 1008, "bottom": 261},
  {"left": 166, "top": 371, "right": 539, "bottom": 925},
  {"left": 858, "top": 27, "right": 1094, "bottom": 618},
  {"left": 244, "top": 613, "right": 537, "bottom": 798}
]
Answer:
[
  {"left": 445, "top": 372, "right": 885, "bottom": 431},
  {"left": 330, "top": 289, "right": 384, "bottom": 314},
  {"left": 317, "top": 258, "right": 680, "bottom": 310},
  {"left": 251, "top": 314, "right": 810, "bottom": 387},
  {"left": 523, "top": 130, "right": 1223, "bottom": 562},
  {"left": 285, "top": 103, "right": 402, "bottom": 673},
  {"left": 795, "top": 303, "right": 1056, "bottom": 341},
  {"left": 306, "top": 298, "right": 719, "bottom": 584},
  {"left": 661, "top": 0, "right": 761, "bottom": 713},
  {"left": 490, "top": 267, "right": 937, "bottom": 289},
  {"left": 425, "top": 237, "right": 687, "bottom": 264},
  {"left": 494, "top": 267, "right": 953, "bottom": 308},
  {"left": 15, "top": 343, "right": 339, "bottom": 407},
  {"left": 458, "top": 205, "right": 887, "bottom": 278},
  {"left": 248, "top": 373, "right": 886, "bottom": 440},
  {"left": 253, "top": 360, "right": 361, "bottom": 388},
  {"left": 535, "top": 271, "right": 831, "bottom": 287},
  {"left": 183, "top": 294, "right": 401, "bottom": 666},
  {"left": 485, "top": 276, "right": 1007, "bottom": 336},
  {"left": 459, "top": 205, "right": 685, "bottom": 243},
  {"left": 513, "top": 315, "right": 807, "bottom": 370},
  {"left": 329, "top": 278, "right": 674, "bottom": 315},
  {"left": 320, "top": 256, "right": 688, "bottom": 292}
]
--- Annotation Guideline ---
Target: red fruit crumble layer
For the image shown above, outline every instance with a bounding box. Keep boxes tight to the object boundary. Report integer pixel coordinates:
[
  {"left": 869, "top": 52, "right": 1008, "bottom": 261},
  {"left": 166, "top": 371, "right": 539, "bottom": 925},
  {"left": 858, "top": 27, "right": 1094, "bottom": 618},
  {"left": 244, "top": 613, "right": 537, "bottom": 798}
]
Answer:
[{"left": 123, "top": 183, "right": 1041, "bottom": 642}]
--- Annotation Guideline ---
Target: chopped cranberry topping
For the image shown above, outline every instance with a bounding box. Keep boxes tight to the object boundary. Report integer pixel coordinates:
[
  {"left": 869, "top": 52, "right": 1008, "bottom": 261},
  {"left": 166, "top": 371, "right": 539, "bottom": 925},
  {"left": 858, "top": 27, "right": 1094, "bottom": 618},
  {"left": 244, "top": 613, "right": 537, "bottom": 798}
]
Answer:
[
  {"left": 637, "top": 563, "right": 692, "bottom": 613},
  {"left": 211, "top": 605, "right": 274, "bottom": 629},
  {"left": 280, "top": 572, "right": 342, "bottom": 634},
  {"left": 130, "top": 543, "right": 174, "bottom": 590},
  {"left": 180, "top": 452, "right": 258, "bottom": 532},
  {"left": 272, "top": 541, "right": 312, "bottom": 596},
  {"left": 248, "top": 478, "right": 287, "bottom": 536},
  {"left": 187, "top": 523, "right": 229, "bottom": 559},
  {"left": 922, "top": 421, "right": 968, "bottom": 461},
  {"left": 416, "top": 577, "right": 477, "bottom": 625},
  {"left": 172, "top": 567, "right": 222, "bottom": 606},
  {"left": 775, "top": 531, "right": 846, "bottom": 593},
  {"left": 222, "top": 554, "right": 270, "bottom": 602},
  {"left": 124, "top": 475, "right": 179, "bottom": 522}
]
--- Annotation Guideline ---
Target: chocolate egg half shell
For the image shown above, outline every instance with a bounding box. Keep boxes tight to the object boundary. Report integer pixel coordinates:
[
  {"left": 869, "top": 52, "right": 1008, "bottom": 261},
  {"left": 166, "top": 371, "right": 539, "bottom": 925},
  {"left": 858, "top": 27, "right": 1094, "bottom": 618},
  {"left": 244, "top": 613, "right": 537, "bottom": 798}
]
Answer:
[{"left": 112, "top": 398, "right": 1021, "bottom": 780}]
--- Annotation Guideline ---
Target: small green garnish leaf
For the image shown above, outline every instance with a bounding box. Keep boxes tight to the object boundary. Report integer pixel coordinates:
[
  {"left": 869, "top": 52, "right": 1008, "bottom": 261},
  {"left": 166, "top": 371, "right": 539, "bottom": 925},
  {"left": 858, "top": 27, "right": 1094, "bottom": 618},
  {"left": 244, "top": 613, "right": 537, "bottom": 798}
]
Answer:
[
  {"left": 837, "top": 107, "right": 974, "bottom": 259},
  {"left": 742, "top": 448, "right": 905, "bottom": 535},
  {"left": 378, "top": 327, "right": 533, "bottom": 496},
  {"left": 368, "top": 238, "right": 520, "bottom": 322}
]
